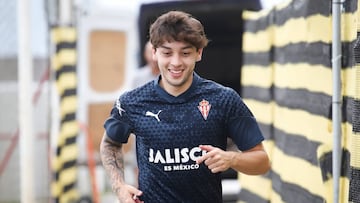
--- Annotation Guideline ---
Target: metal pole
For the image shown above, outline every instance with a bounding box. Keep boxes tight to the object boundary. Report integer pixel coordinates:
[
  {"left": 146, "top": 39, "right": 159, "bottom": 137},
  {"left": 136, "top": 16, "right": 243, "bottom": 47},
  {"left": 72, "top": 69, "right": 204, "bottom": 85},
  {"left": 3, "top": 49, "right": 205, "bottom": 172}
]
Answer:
[
  {"left": 332, "top": 0, "right": 342, "bottom": 203},
  {"left": 17, "top": 0, "right": 35, "bottom": 202},
  {"left": 59, "top": 0, "right": 73, "bottom": 25}
]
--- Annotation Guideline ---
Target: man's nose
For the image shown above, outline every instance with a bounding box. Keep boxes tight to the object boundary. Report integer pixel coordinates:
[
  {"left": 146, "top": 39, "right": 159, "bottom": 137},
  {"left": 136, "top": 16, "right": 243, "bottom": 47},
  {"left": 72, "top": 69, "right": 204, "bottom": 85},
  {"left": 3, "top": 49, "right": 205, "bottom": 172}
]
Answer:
[{"left": 170, "top": 54, "right": 182, "bottom": 66}]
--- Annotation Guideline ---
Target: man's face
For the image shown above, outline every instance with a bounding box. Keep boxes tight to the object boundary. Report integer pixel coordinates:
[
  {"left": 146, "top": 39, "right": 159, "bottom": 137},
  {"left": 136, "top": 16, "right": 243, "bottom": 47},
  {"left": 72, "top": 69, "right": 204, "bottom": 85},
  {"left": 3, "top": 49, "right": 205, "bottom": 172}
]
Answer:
[{"left": 153, "top": 40, "right": 203, "bottom": 95}]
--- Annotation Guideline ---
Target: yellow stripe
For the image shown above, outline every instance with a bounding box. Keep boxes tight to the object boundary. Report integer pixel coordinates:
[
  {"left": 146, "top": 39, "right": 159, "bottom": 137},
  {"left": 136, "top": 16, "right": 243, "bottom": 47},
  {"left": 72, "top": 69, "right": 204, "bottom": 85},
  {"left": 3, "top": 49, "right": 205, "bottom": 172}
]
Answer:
[
  {"left": 239, "top": 174, "right": 271, "bottom": 200},
  {"left": 52, "top": 159, "right": 78, "bottom": 195},
  {"left": 243, "top": 13, "right": 355, "bottom": 53},
  {"left": 354, "top": 65, "right": 360, "bottom": 99},
  {"left": 321, "top": 177, "right": 350, "bottom": 203},
  {"left": 342, "top": 12, "right": 358, "bottom": 42},
  {"left": 243, "top": 99, "right": 273, "bottom": 125},
  {"left": 52, "top": 156, "right": 62, "bottom": 173},
  {"left": 52, "top": 49, "right": 77, "bottom": 71},
  {"left": 342, "top": 66, "right": 356, "bottom": 98},
  {"left": 276, "top": 15, "right": 331, "bottom": 45},
  {"left": 51, "top": 27, "right": 77, "bottom": 44},
  {"left": 263, "top": 140, "right": 274, "bottom": 163},
  {"left": 58, "top": 121, "right": 79, "bottom": 143},
  {"left": 52, "top": 181, "right": 79, "bottom": 203},
  {"left": 51, "top": 181, "right": 61, "bottom": 197},
  {"left": 242, "top": 28, "right": 274, "bottom": 52},
  {"left": 245, "top": 100, "right": 353, "bottom": 151},
  {"left": 358, "top": 0, "right": 360, "bottom": 31},
  {"left": 351, "top": 133, "right": 360, "bottom": 168},
  {"left": 60, "top": 144, "right": 78, "bottom": 164},
  {"left": 60, "top": 96, "right": 78, "bottom": 120},
  {"left": 340, "top": 176, "right": 350, "bottom": 203},
  {"left": 56, "top": 72, "right": 77, "bottom": 95},
  {"left": 274, "top": 105, "right": 330, "bottom": 145},
  {"left": 241, "top": 65, "right": 273, "bottom": 88},
  {"left": 272, "top": 147, "right": 325, "bottom": 196},
  {"left": 59, "top": 166, "right": 78, "bottom": 186},
  {"left": 52, "top": 143, "right": 78, "bottom": 171},
  {"left": 270, "top": 191, "right": 286, "bottom": 203},
  {"left": 243, "top": 15, "right": 330, "bottom": 52},
  {"left": 274, "top": 63, "right": 331, "bottom": 95},
  {"left": 243, "top": 63, "right": 356, "bottom": 98}
]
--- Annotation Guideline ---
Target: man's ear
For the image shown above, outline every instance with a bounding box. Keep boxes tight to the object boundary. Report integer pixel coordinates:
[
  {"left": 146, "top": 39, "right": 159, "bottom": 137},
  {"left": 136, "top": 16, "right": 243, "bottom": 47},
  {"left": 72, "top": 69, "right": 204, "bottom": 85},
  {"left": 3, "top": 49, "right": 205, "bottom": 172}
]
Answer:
[
  {"left": 152, "top": 47, "right": 157, "bottom": 61},
  {"left": 196, "top": 48, "right": 203, "bottom": 62}
]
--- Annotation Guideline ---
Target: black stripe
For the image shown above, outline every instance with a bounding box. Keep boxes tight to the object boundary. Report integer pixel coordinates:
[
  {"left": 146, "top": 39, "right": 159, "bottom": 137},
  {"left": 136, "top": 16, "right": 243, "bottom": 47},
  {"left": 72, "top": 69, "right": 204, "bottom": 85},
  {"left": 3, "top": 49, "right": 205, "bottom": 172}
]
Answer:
[
  {"left": 343, "top": 40, "right": 357, "bottom": 68},
  {"left": 56, "top": 144, "right": 63, "bottom": 157},
  {"left": 53, "top": 159, "right": 77, "bottom": 180},
  {"left": 56, "top": 42, "right": 76, "bottom": 53},
  {"left": 353, "top": 99, "right": 360, "bottom": 133},
  {"left": 238, "top": 188, "right": 269, "bottom": 203},
  {"left": 243, "top": 41, "right": 356, "bottom": 68},
  {"left": 65, "top": 135, "right": 77, "bottom": 146},
  {"left": 60, "top": 88, "right": 77, "bottom": 99},
  {"left": 342, "top": 96, "right": 354, "bottom": 124},
  {"left": 55, "top": 65, "right": 76, "bottom": 80},
  {"left": 259, "top": 120, "right": 350, "bottom": 170},
  {"left": 243, "top": 42, "right": 331, "bottom": 66},
  {"left": 349, "top": 167, "right": 360, "bottom": 202},
  {"left": 54, "top": 160, "right": 77, "bottom": 181},
  {"left": 343, "top": 0, "right": 358, "bottom": 14},
  {"left": 63, "top": 181, "right": 76, "bottom": 193},
  {"left": 61, "top": 113, "right": 76, "bottom": 124},
  {"left": 318, "top": 149, "right": 351, "bottom": 181},
  {"left": 245, "top": 1, "right": 330, "bottom": 32},
  {"left": 54, "top": 159, "right": 77, "bottom": 180},
  {"left": 275, "top": 87, "right": 331, "bottom": 118},
  {"left": 54, "top": 170, "right": 60, "bottom": 181},
  {"left": 245, "top": 0, "right": 356, "bottom": 33},
  {"left": 274, "top": 127, "right": 321, "bottom": 166},
  {"left": 243, "top": 86, "right": 354, "bottom": 124},
  {"left": 242, "top": 86, "right": 331, "bottom": 117},
  {"left": 258, "top": 122, "right": 273, "bottom": 140},
  {"left": 261, "top": 121, "right": 321, "bottom": 166},
  {"left": 241, "top": 85, "right": 272, "bottom": 102},
  {"left": 271, "top": 170, "right": 325, "bottom": 203},
  {"left": 62, "top": 159, "right": 77, "bottom": 170},
  {"left": 354, "top": 32, "right": 360, "bottom": 62}
]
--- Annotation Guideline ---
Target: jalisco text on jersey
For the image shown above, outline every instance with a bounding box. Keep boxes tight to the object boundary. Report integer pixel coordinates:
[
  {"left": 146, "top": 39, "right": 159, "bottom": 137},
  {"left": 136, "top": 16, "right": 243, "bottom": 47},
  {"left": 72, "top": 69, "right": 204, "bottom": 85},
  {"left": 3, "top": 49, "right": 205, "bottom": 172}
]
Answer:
[{"left": 149, "top": 147, "right": 206, "bottom": 164}]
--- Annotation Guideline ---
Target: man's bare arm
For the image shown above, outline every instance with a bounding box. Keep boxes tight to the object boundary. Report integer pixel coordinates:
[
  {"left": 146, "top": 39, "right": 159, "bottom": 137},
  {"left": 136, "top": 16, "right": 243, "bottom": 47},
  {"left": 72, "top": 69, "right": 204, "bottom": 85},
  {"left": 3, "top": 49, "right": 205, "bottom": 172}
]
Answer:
[{"left": 99, "top": 132, "right": 125, "bottom": 194}]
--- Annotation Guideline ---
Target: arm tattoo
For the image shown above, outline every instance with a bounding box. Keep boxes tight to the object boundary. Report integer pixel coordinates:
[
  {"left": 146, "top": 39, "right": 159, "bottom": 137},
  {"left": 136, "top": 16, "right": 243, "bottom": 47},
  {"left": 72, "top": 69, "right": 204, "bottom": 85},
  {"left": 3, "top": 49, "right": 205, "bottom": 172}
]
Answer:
[{"left": 100, "top": 133, "right": 125, "bottom": 195}]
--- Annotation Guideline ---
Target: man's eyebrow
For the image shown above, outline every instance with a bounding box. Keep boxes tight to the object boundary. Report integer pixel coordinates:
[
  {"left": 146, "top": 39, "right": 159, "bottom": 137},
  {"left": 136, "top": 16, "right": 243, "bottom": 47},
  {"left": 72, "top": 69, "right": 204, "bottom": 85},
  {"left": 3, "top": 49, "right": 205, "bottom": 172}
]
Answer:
[
  {"left": 159, "top": 45, "right": 171, "bottom": 50},
  {"left": 159, "top": 45, "right": 193, "bottom": 50}
]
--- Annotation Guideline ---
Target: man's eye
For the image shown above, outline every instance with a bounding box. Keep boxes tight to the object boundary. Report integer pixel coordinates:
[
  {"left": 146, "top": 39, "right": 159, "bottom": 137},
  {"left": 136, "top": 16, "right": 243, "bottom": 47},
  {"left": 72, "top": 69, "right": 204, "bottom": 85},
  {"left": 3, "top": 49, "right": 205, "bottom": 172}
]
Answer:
[
  {"left": 183, "top": 52, "right": 190, "bottom": 56},
  {"left": 162, "top": 52, "right": 171, "bottom": 56}
]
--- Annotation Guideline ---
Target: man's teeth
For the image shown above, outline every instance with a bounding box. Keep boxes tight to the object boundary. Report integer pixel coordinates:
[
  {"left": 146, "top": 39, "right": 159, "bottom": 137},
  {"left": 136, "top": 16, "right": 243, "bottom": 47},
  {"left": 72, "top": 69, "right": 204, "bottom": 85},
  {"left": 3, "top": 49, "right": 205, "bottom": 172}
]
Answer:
[{"left": 170, "top": 70, "right": 182, "bottom": 74}]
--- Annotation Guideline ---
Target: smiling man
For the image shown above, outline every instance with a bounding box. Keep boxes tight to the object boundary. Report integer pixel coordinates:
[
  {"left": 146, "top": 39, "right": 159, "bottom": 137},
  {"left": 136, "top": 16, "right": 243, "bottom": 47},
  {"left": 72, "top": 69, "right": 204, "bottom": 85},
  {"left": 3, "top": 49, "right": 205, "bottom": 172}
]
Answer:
[{"left": 100, "top": 10, "right": 270, "bottom": 203}]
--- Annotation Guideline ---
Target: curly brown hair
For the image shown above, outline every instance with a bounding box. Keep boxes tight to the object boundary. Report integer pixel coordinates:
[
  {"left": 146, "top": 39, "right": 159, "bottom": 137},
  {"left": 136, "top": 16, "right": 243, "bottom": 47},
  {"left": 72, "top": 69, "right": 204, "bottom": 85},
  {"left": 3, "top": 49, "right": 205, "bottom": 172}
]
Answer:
[{"left": 149, "top": 11, "right": 209, "bottom": 50}]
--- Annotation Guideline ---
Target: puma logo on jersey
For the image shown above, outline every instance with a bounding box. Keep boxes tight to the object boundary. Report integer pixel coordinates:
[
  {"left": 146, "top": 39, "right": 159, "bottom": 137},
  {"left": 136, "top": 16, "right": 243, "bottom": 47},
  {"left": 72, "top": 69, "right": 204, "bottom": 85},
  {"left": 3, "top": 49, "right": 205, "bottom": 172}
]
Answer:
[
  {"left": 145, "top": 110, "right": 162, "bottom": 122},
  {"left": 116, "top": 100, "right": 125, "bottom": 116}
]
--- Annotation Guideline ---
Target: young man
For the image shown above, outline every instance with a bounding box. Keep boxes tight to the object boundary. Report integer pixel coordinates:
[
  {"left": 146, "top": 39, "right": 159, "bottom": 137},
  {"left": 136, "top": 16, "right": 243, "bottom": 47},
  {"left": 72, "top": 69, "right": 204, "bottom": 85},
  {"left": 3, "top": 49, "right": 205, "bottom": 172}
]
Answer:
[{"left": 100, "top": 10, "right": 270, "bottom": 203}]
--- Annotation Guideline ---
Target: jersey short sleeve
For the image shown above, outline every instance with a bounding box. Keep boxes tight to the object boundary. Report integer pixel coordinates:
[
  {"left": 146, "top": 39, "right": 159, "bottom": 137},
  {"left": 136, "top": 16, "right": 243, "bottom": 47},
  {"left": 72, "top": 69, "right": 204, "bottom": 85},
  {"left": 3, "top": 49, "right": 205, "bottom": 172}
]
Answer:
[
  {"left": 103, "top": 98, "right": 132, "bottom": 144},
  {"left": 226, "top": 90, "right": 264, "bottom": 151}
]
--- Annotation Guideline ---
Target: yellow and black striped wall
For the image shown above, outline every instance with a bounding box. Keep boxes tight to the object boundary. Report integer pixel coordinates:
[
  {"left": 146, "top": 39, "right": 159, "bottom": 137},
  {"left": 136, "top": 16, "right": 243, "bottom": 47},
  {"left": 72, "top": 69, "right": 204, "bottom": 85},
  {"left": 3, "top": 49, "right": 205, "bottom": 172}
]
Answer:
[
  {"left": 350, "top": 1, "right": 360, "bottom": 201},
  {"left": 239, "top": 0, "right": 358, "bottom": 202},
  {"left": 50, "top": 26, "right": 79, "bottom": 203}
]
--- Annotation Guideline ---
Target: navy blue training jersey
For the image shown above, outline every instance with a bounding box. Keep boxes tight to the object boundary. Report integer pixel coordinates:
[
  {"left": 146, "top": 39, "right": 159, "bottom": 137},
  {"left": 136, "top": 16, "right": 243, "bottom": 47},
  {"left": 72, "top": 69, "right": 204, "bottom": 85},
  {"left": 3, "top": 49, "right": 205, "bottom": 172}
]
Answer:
[{"left": 104, "top": 73, "right": 264, "bottom": 203}]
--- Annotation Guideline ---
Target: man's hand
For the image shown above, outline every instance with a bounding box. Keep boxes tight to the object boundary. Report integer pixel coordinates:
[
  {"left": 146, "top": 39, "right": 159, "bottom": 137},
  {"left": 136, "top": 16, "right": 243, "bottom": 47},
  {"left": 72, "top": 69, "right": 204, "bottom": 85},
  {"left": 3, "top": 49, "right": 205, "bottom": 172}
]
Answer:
[
  {"left": 116, "top": 184, "right": 143, "bottom": 203},
  {"left": 196, "top": 145, "right": 234, "bottom": 173}
]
